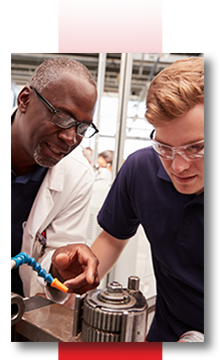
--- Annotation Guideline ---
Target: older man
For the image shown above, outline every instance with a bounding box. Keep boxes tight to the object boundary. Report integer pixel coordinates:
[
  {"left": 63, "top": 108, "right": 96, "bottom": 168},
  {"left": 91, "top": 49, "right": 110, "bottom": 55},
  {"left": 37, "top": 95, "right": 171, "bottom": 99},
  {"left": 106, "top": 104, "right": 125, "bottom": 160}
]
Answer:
[
  {"left": 11, "top": 57, "right": 99, "bottom": 302},
  {"left": 91, "top": 57, "right": 204, "bottom": 341}
]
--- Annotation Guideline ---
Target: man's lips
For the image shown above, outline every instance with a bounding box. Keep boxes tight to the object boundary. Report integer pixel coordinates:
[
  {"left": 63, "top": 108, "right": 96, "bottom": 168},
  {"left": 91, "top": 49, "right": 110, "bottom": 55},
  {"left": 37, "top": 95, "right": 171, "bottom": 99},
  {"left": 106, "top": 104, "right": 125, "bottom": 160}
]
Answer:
[
  {"left": 46, "top": 142, "right": 69, "bottom": 158},
  {"left": 173, "top": 174, "right": 197, "bottom": 183}
]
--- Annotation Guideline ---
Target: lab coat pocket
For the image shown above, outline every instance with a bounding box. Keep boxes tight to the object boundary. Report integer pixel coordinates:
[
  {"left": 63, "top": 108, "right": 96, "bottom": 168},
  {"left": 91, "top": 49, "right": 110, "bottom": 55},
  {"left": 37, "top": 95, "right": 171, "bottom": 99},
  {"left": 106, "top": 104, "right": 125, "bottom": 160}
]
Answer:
[
  {"left": 32, "top": 233, "right": 45, "bottom": 261},
  {"left": 21, "top": 221, "right": 34, "bottom": 255}
]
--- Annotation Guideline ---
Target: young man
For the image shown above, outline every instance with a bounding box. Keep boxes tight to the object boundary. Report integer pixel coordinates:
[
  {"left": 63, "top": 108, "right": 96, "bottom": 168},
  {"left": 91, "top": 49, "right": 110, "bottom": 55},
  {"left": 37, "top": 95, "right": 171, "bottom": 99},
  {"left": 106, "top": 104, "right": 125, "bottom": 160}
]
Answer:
[
  {"left": 11, "top": 57, "right": 100, "bottom": 303},
  {"left": 91, "top": 57, "right": 204, "bottom": 341}
]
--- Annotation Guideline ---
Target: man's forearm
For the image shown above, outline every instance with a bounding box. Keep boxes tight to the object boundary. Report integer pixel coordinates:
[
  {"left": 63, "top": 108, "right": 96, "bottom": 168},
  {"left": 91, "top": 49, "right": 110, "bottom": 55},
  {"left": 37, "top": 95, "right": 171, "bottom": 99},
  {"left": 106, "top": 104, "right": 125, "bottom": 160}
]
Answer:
[{"left": 91, "top": 230, "right": 129, "bottom": 280}]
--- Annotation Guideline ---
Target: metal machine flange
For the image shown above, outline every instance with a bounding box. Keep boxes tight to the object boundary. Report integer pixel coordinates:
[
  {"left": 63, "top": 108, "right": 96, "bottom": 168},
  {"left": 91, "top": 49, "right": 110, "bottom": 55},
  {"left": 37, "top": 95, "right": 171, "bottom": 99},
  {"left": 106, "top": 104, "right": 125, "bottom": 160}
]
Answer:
[
  {"left": 73, "top": 276, "right": 148, "bottom": 342},
  {"left": 11, "top": 292, "right": 25, "bottom": 327}
]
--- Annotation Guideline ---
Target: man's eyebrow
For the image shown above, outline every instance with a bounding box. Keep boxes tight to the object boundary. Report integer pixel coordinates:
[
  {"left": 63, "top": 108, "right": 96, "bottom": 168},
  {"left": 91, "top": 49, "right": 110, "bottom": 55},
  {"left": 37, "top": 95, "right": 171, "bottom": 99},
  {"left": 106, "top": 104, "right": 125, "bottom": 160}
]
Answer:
[
  {"left": 155, "top": 137, "right": 204, "bottom": 147},
  {"left": 55, "top": 108, "right": 93, "bottom": 125}
]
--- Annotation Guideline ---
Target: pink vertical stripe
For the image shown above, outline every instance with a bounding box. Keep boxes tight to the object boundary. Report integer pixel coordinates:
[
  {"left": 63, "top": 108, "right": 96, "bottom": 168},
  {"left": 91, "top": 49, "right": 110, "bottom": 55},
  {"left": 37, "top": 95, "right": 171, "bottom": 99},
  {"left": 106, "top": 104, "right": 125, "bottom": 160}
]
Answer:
[
  {"left": 58, "top": 0, "right": 162, "bottom": 52},
  {"left": 58, "top": 1, "right": 162, "bottom": 358}
]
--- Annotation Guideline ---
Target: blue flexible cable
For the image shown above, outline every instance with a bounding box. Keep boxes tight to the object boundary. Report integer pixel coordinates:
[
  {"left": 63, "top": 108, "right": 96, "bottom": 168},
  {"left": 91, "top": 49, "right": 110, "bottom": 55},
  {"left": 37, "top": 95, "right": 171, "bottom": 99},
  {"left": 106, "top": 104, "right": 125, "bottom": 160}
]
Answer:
[{"left": 11, "top": 252, "right": 54, "bottom": 285}]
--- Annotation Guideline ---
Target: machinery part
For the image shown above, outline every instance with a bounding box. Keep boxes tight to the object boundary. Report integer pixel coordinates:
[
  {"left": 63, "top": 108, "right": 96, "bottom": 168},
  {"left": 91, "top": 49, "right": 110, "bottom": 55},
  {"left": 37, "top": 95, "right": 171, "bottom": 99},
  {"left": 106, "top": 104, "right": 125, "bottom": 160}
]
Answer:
[
  {"left": 11, "top": 292, "right": 25, "bottom": 327},
  {"left": 13, "top": 295, "right": 77, "bottom": 342},
  {"left": 145, "top": 295, "right": 156, "bottom": 336},
  {"left": 178, "top": 331, "right": 204, "bottom": 342},
  {"left": 11, "top": 252, "right": 68, "bottom": 293},
  {"left": 73, "top": 276, "right": 148, "bottom": 342}
]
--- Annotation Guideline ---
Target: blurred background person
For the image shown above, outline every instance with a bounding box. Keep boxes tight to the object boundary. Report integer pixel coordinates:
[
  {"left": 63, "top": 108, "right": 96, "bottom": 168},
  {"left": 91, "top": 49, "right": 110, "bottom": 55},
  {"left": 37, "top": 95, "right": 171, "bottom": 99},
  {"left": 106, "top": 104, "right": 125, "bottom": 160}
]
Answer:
[
  {"left": 97, "top": 150, "right": 113, "bottom": 173},
  {"left": 95, "top": 150, "right": 113, "bottom": 183},
  {"left": 82, "top": 146, "right": 93, "bottom": 165}
]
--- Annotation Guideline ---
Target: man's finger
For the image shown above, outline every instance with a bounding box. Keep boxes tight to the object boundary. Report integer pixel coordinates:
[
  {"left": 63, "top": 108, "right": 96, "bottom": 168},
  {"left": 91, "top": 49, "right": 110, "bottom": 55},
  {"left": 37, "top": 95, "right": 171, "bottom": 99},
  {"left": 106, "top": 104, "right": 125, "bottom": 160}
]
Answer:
[
  {"left": 86, "top": 264, "right": 98, "bottom": 284},
  {"left": 64, "top": 273, "right": 100, "bottom": 294},
  {"left": 85, "top": 254, "right": 99, "bottom": 284},
  {"left": 64, "top": 271, "right": 99, "bottom": 289},
  {"left": 64, "top": 272, "right": 87, "bottom": 288},
  {"left": 52, "top": 253, "right": 70, "bottom": 268}
]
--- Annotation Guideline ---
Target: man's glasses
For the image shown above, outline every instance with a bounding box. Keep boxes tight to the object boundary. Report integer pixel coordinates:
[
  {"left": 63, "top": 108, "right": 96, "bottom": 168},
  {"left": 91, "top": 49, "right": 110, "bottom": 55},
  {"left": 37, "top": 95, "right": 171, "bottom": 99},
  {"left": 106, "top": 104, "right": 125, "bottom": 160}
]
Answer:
[
  {"left": 30, "top": 87, "right": 99, "bottom": 139},
  {"left": 150, "top": 130, "right": 204, "bottom": 161}
]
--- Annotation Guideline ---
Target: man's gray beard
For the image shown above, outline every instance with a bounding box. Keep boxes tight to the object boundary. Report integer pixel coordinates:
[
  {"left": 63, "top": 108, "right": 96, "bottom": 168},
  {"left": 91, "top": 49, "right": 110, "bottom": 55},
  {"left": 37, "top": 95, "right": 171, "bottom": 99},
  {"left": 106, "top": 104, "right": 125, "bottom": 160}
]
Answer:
[{"left": 33, "top": 142, "right": 59, "bottom": 168}]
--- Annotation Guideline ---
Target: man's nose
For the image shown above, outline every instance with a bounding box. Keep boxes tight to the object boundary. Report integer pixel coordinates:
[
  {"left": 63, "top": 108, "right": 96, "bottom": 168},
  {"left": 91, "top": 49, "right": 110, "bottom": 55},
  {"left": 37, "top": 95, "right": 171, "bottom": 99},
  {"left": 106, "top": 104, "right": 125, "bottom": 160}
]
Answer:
[
  {"left": 171, "top": 152, "right": 190, "bottom": 173},
  {"left": 58, "top": 126, "right": 77, "bottom": 146}
]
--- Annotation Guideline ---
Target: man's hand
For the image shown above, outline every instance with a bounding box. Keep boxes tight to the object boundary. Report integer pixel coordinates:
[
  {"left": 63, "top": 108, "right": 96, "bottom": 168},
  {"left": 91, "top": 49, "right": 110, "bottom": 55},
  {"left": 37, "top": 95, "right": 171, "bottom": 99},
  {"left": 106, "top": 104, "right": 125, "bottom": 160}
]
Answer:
[{"left": 51, "top": 244, "right": 99, "bottom": 294}]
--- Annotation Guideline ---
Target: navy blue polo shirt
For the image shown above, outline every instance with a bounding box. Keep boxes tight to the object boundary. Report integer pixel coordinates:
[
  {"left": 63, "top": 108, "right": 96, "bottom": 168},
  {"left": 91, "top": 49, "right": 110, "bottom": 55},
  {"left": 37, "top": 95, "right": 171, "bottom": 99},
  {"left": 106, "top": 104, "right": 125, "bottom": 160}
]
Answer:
[
  {"left": 97, "top": 146, "right": 204, "bottom": 342},
  {"left": 11, "top": 165, "right": 48, "bottom": 296}
]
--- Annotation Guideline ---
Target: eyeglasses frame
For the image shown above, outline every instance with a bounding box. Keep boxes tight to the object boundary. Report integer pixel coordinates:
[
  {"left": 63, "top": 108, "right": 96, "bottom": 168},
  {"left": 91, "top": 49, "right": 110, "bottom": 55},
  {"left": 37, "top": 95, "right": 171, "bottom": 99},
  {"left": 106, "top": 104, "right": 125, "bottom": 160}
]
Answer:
[
  {"left": 150, "top": 129, "right": 204, "bottom": 160},
  {"left": 30, "top": 86, "right": 99, "bottom": 138}
]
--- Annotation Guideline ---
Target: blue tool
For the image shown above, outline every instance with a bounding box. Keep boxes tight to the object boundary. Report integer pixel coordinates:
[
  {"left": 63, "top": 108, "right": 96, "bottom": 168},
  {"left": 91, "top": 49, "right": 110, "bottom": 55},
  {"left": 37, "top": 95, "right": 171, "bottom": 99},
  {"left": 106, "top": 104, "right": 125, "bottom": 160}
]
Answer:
[{"left": 11, "top": 252, "right": 68, "bottom": 293}]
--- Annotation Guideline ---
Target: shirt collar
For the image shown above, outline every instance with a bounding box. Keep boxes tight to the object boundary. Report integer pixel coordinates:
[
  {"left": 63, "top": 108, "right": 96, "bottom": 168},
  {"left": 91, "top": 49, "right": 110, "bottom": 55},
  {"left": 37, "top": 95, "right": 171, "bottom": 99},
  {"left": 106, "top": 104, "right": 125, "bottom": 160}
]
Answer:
[{"left": 11, "top": 165, "right": 47, "bottom": 184}]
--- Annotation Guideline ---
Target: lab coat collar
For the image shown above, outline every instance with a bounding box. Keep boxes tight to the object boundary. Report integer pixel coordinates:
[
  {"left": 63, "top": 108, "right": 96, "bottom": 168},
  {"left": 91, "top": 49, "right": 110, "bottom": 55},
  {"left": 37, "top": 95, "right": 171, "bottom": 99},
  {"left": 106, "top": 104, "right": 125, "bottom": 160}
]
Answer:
[
  {"left": 47, "top": 160, "right": 64, "bottom": 192},
  {"left": 24, "top": 158, "right": 65, "bottom": 251}
]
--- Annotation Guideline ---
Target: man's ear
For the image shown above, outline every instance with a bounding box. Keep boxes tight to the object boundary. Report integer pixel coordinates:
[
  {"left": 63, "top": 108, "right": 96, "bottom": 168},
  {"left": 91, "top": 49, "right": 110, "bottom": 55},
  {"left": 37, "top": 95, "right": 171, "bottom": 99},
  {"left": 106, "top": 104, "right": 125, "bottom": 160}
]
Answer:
[{"left": 17, "top": 86, "right": 31, "bottom": 113}]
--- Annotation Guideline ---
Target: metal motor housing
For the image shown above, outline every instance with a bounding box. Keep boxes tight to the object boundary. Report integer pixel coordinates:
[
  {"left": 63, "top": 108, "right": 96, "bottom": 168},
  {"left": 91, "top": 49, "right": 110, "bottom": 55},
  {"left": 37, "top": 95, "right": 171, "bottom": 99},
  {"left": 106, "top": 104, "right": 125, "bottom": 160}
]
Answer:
[{"left": 73, "top": 276, "right": 148, "bottom": 342}]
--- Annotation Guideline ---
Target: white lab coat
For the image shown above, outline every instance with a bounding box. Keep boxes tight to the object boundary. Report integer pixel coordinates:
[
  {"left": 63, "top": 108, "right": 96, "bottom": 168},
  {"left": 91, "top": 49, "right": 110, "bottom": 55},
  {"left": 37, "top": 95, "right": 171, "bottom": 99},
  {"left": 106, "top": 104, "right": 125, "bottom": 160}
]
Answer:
[{"left": 18, "top": 150, "right": 95, "bottom": 297}]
